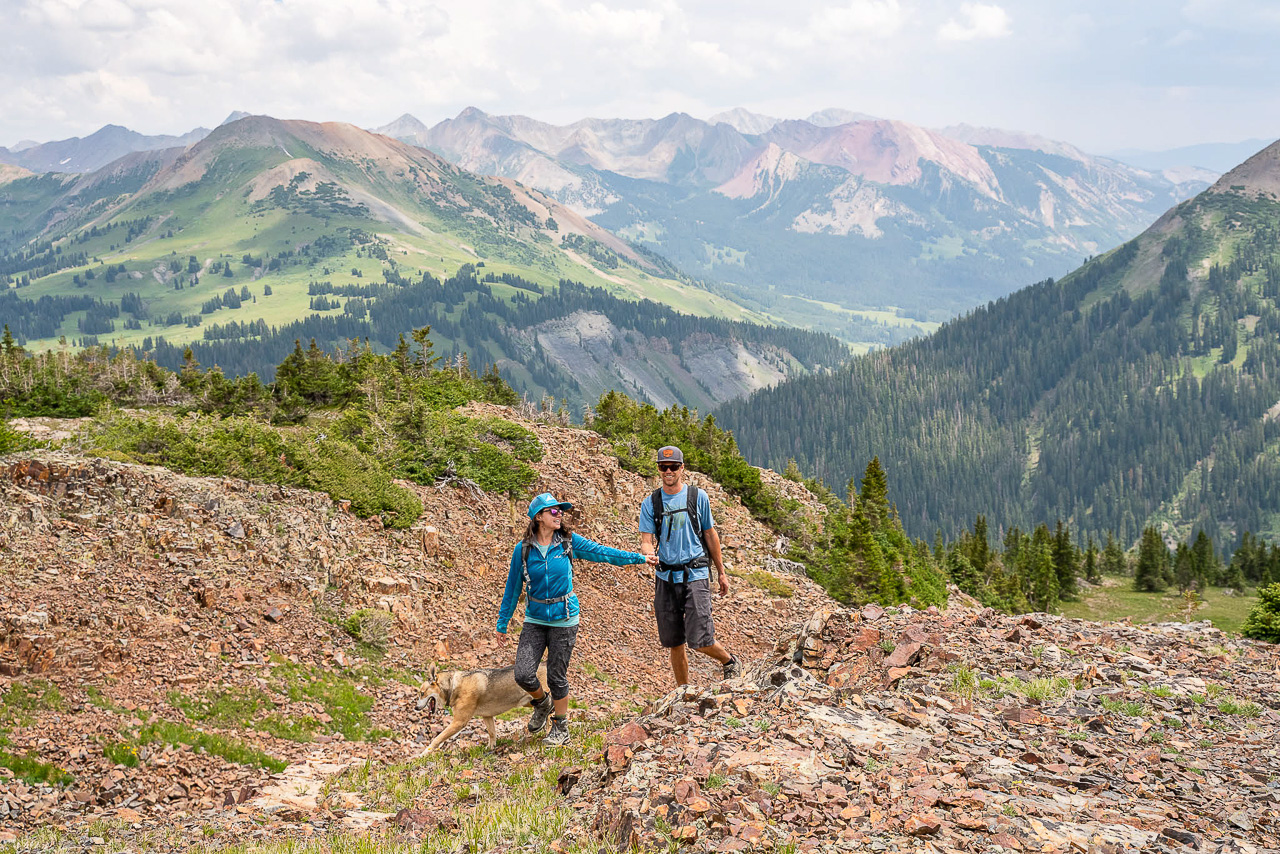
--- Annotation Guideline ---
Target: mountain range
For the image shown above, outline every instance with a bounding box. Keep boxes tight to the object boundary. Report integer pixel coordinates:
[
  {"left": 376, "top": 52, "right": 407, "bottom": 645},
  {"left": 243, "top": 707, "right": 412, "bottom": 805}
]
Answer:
[
  {"left": 5, "top": 109, "right": 1231, "bottom": 341},
  {"left": 381, "top": 107, "right": 1214, "bottom": 327},
  {"left": 0, "top": 123, "right": 212, "bottom": 175},
  {"left": 0, "top": 116, "right": 841, "bottom": 408},
  {"left": 719, "top": 140, "right": 1280, "bottom": 549}
]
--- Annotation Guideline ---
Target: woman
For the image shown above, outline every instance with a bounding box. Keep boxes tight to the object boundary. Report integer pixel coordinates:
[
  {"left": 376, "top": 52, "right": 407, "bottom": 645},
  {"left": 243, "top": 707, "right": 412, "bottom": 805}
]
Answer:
[{"left": 497, "top": 492, "right": 657, "bottom": 745}]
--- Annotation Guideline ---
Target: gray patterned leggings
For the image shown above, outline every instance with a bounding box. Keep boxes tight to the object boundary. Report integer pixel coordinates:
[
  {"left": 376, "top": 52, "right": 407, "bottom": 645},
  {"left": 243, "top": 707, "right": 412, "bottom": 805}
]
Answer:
[{"left": 514, "top": 623, "right": 579, "bottom": 701}]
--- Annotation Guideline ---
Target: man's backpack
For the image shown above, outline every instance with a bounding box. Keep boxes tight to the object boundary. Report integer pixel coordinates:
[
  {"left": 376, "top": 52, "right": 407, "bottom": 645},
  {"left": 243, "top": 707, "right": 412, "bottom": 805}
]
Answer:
[
  {"left": 520, "top": 532, "right": 574, "bottom": 607},
  {"left": 649, "top": 484, "right": 709, "bottom": 560}
]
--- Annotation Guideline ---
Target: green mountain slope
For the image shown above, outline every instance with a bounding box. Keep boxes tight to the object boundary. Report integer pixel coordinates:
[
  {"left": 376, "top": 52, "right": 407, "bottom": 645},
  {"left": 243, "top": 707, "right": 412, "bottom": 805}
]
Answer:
[
  {"left": 718, "top": 141, "right": 1280, "bottom": 549},
  {"left": 0, "top": 117, "right": 844, "bottom": 407}
]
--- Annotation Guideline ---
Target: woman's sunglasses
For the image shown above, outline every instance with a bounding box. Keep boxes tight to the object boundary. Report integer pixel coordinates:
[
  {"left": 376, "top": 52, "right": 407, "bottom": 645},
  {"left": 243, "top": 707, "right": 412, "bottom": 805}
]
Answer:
[
  {"left": 657, "top": 463, "right": 682, "bottom": 472},
  {"left": 544, "top": 508, "right": 561, "bottom": 516}
]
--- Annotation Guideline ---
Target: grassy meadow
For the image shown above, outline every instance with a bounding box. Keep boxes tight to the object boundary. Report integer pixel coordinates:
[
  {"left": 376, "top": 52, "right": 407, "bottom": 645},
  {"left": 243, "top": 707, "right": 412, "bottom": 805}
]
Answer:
[{"left": 1057, "top": 576, "right": 1258, "bottom": 635}]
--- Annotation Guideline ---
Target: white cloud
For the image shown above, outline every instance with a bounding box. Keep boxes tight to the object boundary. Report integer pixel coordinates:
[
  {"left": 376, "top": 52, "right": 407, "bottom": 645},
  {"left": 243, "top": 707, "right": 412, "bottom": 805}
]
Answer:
[
  {"left": 777, "top": 0, "right": 905, "bottom": 49},
  {"left": 0, "top": 0, "right": 1277, "bottom": 152},
  {"left": 937, "top": 3, "right": 1011, "bottom": 42}
]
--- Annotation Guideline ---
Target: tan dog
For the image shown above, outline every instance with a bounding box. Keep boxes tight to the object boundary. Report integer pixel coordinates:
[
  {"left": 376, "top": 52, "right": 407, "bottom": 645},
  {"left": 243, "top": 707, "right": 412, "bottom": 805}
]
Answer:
[{"left": 416, "top": 662, "right": 549, "bottom": 755}]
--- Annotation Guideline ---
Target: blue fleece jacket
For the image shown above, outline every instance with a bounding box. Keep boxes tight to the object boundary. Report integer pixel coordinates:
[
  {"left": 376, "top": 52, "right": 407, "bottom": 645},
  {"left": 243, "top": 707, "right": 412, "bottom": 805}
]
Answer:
[{"left": 496, "top": 532, "right": 647, "bottom": 632}]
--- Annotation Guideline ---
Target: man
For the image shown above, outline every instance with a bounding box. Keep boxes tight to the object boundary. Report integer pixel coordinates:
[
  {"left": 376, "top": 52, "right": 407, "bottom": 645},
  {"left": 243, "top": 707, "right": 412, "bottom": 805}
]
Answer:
[{"left": 639, "top": 445, "right": 740, "bottom": 685}]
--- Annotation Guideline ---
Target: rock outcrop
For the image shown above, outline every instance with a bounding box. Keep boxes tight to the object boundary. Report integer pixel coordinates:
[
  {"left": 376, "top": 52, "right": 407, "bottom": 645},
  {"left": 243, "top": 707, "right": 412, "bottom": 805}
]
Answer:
[
  {"left": 2, "top": 408, "right": 1277, "bottom": 851},
  {"left": 0, "top": 406, "right": 827, "bottom": 837}
]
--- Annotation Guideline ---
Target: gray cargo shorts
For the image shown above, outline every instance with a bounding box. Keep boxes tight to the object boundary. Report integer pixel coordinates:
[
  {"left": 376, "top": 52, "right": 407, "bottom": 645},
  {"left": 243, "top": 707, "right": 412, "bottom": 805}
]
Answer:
[{"left": 654, "top": 574, "right": 716, "bottom": 649}]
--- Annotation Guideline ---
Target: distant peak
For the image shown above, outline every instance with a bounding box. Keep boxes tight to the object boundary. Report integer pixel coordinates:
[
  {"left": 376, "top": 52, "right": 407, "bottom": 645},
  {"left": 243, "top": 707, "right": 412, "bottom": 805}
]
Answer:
[
  {"left": 456, "top": 107, "right": 491, "bottom": 121},
  {"left": 806, "top": 108, "right": 877, "bottom": 127},
  {"left": 709, "top": 108, "right": 780, "bottom": 134},
  {"left": 372, "top": 113, "right": 429, "bottom": 138},
  {"left": 220, "top": 111, "right": 253, "bottom": 126},
  {"left": 1209, "top": 138, "right": 1280, "bottom": 198}
]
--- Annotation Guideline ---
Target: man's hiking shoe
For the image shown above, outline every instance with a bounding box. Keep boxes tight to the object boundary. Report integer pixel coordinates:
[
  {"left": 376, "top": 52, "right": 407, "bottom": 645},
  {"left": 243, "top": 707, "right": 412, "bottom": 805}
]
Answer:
[
  {"left": 528, "top": 693, "right": 553, "bottom": 733},
  {"left": 544, "top": 717, "right": 570, "bottom": 746},
  {"left": 723, "top": 656, "right": 741, "bottom": 680}
]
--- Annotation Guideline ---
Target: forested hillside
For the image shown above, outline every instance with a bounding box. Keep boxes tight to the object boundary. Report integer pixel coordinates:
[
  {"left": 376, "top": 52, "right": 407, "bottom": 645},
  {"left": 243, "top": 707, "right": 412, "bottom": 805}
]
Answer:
[
  {"left": 719, "top": 142, "right": 1280, "bottom": 550},
  {"left": 1, "top": 266, "right": 846, "bottom": 411}
]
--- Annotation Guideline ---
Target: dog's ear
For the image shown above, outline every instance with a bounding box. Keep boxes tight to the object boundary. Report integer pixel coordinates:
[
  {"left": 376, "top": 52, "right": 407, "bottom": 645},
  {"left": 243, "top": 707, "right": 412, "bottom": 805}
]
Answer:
[{"left": 427, "top": 662, "right": 438, "bottom": 684}]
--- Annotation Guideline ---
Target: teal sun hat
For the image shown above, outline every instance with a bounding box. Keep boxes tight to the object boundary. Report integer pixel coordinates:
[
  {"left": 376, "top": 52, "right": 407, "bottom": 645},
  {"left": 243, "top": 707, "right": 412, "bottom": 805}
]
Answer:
[{"left": 527, "top": 493, "right": 574, "bottom": 519}]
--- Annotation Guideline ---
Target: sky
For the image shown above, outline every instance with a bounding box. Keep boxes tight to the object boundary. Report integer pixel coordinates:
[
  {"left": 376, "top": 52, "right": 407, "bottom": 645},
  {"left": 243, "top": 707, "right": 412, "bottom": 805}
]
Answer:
[{"left": 3, "top": 0, "right": 1279, "bottom": 155}]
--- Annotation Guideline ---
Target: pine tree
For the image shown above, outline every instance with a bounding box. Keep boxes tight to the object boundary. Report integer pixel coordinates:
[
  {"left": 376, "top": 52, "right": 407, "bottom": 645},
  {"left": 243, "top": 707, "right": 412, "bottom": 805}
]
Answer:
[
  {"left": 970, "top": 515, "right": 991, "bottom": 573},
  {"left": 1026, "top": 525, "right": 1060, "bottom": 611},
  {"left": 858, "top": 457, "right": 890, "bottom": 528},
  {"left": 946, "top": 550, "right": 981, "bottom": 598},
  {"left": 1190, "top": 530, "right": 1216, "bottom": 588},
  {"left": 1, "top": 325, "right": 21, "bottom": 356},
  {"left": 1051, "top": 520, "right": 1079, "bottom": 599},
  {"left": 1102, "top": 531, "right": 1127, "bottom": 576},
  {"left": 1241, "top": 582, "right": 1280, "bottom": 642},
  {"left": 1135, "top": 527, "right": 1169, "bottom": 592},
  {"left": 1084, "top": 536, "right": 1101, "bottom": 583},
  {"left": 1173, "top": 543, "right": 1196, "bottom": 591}
]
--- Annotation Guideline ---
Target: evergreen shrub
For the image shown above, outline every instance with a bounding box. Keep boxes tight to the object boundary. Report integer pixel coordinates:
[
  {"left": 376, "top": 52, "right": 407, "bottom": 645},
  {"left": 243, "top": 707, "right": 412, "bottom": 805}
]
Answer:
[
  {"left": 81, "top": 412, "right": 422, "bottom": 528},
  {"left": 1241, "top": 583, "right": 1280, "bottom": 643}
]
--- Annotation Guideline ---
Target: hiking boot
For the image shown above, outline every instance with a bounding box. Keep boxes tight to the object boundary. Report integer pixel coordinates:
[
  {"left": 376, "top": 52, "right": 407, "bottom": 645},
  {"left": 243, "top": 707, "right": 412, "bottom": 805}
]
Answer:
[
  {"left": 722, "top": 656, "right": 741, "bottom": 680},
  {"left": 544, "top": 716, "right": 570, "bottom": 746},
  {"left": 527, "top": 693, "right": 553, "bottom": 733}
]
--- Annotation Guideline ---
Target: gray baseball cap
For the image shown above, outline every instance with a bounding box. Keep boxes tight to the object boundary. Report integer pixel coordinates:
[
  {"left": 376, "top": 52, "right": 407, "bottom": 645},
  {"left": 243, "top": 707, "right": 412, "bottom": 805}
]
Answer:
[{"left": 656, "top": 446, "right": 684, "bottom": 463}]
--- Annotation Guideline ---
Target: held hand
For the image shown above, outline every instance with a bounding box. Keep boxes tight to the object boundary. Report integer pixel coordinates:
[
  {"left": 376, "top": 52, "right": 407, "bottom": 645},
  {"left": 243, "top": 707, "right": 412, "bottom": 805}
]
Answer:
[
  {"left": 644, "top": 554, "right": 659, "bottom": 566},
  {"left": 718, "top": 572, "right": 729, "bottom": 597}
]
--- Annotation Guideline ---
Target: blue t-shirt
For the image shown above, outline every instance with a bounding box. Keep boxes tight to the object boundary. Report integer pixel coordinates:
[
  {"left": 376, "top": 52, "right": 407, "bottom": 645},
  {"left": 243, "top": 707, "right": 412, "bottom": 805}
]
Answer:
[{"left": 639, "top": 486, "right": 715, "bottom": 582}]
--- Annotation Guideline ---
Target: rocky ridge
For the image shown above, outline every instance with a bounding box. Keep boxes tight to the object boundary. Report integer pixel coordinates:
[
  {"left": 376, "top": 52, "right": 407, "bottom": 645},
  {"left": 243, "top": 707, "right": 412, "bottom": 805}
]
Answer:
[
  {"left": 0, "top": 405, "right": 828, "bottom": 840},
  {"left": 2, "top": 409, "right": 1278, "bottom": 851},
  {"left": 582, "top": 606, "right": 1279, "bottom": 853}
]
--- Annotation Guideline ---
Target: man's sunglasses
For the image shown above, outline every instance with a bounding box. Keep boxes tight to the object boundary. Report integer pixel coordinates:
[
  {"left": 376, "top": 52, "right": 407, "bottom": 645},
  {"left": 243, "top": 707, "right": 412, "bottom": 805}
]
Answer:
[{"left": 657, "top": 463, "right": 683, "bottom": 472}]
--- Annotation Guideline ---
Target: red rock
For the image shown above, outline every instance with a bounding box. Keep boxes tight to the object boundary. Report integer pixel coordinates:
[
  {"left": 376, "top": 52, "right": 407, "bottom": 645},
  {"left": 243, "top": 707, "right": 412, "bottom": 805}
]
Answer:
[
  {"left": 673, "top": 778, "right": 700, "bottom": 804},
  {"left": 605, "top": 744, "right": 632, "bottom": 771},
  {"left": 904, "top": 814, "right": 942, "bottom": 836},
  {"left": 851, "top": 626, "right": 882, "bottom": 651},
  {"left": 686, "top": 796, "right": 712, "bottom": 813},
  {"left": 883, "top": 640, "right": 923, "bottom": 668},
  {"left": 989, "top": 832, "right": 1023, "bottom": 850},
  {"left": 605, "top": 721, "right": 649, "bottom": 746},
  {"left": 1000, "top": 706, "right": 1043, "bottom": 724}
]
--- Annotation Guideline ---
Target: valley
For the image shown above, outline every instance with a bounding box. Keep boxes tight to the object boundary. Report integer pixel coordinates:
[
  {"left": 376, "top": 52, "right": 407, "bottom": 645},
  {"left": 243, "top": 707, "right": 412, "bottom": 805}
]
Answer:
[{"left": 720, "top": 141, "right": 1280, "bottom": 551}]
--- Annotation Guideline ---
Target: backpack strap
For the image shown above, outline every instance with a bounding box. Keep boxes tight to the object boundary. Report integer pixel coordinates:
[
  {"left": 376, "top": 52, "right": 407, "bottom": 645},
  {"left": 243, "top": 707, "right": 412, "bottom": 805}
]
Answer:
[
  {"left": 521, "top": 534, "right": 573, "bottom": 607},
  {"left": 685, "top": 484, "right": 702, "bottom": 543},
  {"left": 650, "top": 488, "right": 665, "bottom": 541},
  {"left": 650, "top": 484, "right": 709, "bottom": 561},
  {"left": 687, "top": 484, "right": 710, "bottom": 557}
]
